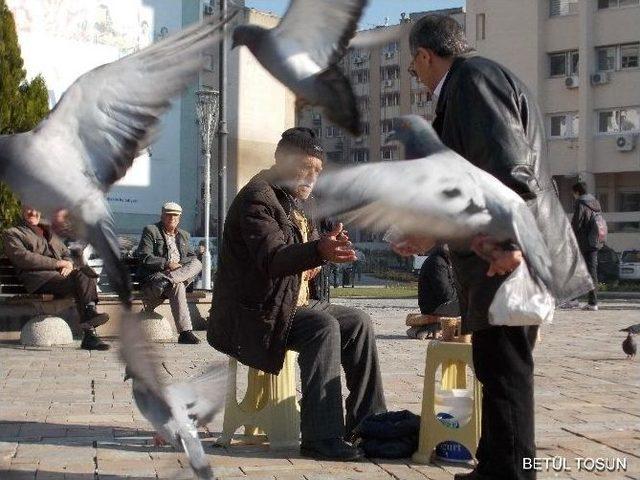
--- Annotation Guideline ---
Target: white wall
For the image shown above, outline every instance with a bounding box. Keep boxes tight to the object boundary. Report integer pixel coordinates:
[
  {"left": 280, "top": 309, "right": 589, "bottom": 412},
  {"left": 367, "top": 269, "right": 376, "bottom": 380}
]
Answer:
[{"left": 7, "top": 0, "right": 184, "bottom": 216}]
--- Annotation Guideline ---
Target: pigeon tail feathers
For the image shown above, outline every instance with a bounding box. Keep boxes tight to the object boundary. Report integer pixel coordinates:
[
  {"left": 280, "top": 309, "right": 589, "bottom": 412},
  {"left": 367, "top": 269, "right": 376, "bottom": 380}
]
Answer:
[
  {"left": 80, "top": 201, "right": 132, "bottom": 306},
  {"left": 314, "top": 66, "right": 361, "bottom": 136}
]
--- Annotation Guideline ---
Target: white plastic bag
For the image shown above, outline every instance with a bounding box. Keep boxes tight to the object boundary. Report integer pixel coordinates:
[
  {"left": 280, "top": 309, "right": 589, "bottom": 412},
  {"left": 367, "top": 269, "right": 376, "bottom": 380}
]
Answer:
[{"left": 488, "top": 261, "right": 555, "bottom": 326}]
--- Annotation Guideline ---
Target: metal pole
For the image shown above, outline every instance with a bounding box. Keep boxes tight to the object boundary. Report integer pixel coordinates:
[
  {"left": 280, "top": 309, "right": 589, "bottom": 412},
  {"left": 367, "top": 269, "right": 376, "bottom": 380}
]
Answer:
[
  {"left": 202, "top": 150, "right": 212, "bottom": 290},
  {"left": 217, "top": 0, "right": 228, "bottom": 253}
]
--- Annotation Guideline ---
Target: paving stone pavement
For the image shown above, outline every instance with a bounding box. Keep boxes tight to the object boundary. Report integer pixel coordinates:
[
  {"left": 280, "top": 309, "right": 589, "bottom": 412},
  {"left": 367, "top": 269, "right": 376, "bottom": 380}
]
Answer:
[{"left": 0, "top": 298, "right": 638, "bottom": 479}]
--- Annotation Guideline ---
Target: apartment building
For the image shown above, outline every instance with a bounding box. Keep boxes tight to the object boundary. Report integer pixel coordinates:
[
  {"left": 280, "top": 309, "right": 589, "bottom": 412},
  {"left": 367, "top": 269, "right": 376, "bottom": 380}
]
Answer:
[
  {"left": 297, "top": 8, "right": 466, "bottom": 242},
  {"left": 466, "top": 0, "right": 640, "bottom": 251}
]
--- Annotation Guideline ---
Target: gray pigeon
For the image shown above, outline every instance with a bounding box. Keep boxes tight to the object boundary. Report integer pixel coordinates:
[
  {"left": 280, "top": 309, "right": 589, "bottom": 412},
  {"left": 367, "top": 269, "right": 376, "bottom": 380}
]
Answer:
[
  {"left": 0, "top": 11, "right": 237, "bottom": 305},
  {"left": 232, "top": 0, "right": 367, "bottom": 135},
  {"left": 316, "top": 115, "right": 554, "bottom": 292},
  {"left": 622, "top": 332, "right": 637, "bottom": 359},
  {"left": 621, "top": 323, "right": 640, "bottom": 334},
  {"left": 121, "top": 315, "right": 226, "bottom": 479}
]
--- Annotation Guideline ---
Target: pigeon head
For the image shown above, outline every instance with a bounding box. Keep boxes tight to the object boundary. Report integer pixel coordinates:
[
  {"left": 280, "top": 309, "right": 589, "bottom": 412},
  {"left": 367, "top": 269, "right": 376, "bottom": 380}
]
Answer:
[
  {"left": 232, "top": 25, "right": 266, "bottom": 52},
  {"left": 385, "top": 115, "right": 447, "bottom": 160}
]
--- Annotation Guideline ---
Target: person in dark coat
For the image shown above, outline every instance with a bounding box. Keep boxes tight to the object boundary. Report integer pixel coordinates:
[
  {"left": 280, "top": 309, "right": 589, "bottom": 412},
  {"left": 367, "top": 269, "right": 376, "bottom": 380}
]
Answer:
[
  {"left": 136, "top": 202, "right": 202, "bottom": 344},
  {"left": 571, "top": 181, "right": 603, "bottom": 311},
  {"left": 391, "top": 15, "right": 593, "bottom": 480},
  {"left": 408, "top": 245, "right": 459, "bottom": 339},
  {"left": 3, "top": 206, "right": 110, "bottom": 350},
  {"left": 208, "top": 128, "right": 386, "bottom": 461}
]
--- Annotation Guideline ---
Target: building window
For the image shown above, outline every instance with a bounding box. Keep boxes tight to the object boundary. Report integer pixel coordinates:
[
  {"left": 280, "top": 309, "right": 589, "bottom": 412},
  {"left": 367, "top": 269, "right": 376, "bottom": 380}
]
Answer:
[
  {"left": 621, "top": 43, "right": 640, "bottom": 69},
  {"left": 597, "top": 46, "right": 617, "bottom": 71},
  {"left": 550, "top": 0, "right": 579, "bottom": 16},
  {"left": 351, "top": 69, "right": 369, "bottom": 84},
  {"left": 549, "top": 113, "right": 579, "bottom": 138},
  {"left": 327, "top": 151, "right": 343, "bottom": 163},
  {"left": 380, "top": 119, "right": 393, "bottom": 133},
  {"left": 597, "top": 43, "right": 640, "bottom": 71},
  {"left": 352, "top": 149, "right": 369, "bottom": 163},
  {"left": 598, "top": 0, "right": 639, "bottom": 8},
  {"left": 597, "top": 107, "right": 640, "bottom": 134},
  {"left": 380, "top": 93, "right": 400, "bottom": 107},
  {"left": 549, "top": 50, "right": 579, "bottom": 77},
  {"left": 476, "top": 13, "right": 486, "bottom": 40},
  {"left": 357, "top": 95, "right": 369, "bottom": 113},
  {"left": 380, "top": 65, "right": 400, "bottom": 80},
  {"left": 313, "top": 127, "right": 321, "bottom": 138},
  {"left": 381, "top": 146, "right": 397, "bottom": 160},
  {"left": 361, "top": 122, "right": 370, "bottom": 135},
  {"left": 325, "top": 126, "right": 343, "bottom": 138}
]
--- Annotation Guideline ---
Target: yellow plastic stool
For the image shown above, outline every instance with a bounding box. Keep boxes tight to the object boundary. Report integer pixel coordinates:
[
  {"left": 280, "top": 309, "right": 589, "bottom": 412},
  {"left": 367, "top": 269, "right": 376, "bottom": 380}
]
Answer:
[
  {"left": 412, "top": 341, "right": 482, "bottom": 464},
  {"left": 216, "top": 351, "right": 300, "bottom": 450}
]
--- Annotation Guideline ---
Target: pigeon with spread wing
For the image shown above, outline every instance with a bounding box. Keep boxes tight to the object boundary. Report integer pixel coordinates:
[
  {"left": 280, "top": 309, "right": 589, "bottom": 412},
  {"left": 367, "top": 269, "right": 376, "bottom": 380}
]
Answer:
[
  {"left": 0, "top": 11, "right": 237, "bottom": 305},
  {"left": 232, "top": 0, "right": 367, "bottom": 135},
  {"left": 316, "top": 115, "right": 555, "bottom": 292},
  {"left": 121, "top": 316, "right": 226, "bottom": 479}
]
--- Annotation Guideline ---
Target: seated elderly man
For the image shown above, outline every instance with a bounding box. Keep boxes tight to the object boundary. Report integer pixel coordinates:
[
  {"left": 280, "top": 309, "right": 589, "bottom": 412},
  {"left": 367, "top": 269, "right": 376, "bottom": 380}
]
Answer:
[
  {"left": 2, "top": 206, "right": 110, "bottom": 350},
  {"left": 137, "top": 202, "right": 202, "bottom": 344},
  {"left": 208, "top": 128, "right": 386, "bottom": 461}
]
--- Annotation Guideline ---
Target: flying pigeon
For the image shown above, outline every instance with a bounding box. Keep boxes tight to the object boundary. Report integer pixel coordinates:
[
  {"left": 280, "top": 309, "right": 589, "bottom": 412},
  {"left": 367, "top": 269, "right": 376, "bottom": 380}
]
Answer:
[
  {"left": 621, "top": 323, "right": 640, "bottom": 335},
  {"left": 0, "top": 11, "right": 238, "bottom": 305},
  {"left": 622, "top": 332, "right": 637, "bottom": 359},
  {"left": 315, "top": 115, "right": 554, "bottom": 292},
  {"left": 231, "top": 0, "right": 367, "bottom": 135},
  {"left": 121, "top": 315, "right": 226, "bottom": 479}
]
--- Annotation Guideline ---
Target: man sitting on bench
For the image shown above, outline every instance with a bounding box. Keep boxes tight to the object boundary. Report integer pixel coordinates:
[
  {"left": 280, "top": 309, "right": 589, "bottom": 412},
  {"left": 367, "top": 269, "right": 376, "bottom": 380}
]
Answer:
[
  {"left": 208, "top": 128, "right": 387, "bottom": 461},
  {"left": 136, "top": 202, "right": 202, "bottom": 344},
  {"left": 2, "top": 206, "right": 110, "bottom": 350}
]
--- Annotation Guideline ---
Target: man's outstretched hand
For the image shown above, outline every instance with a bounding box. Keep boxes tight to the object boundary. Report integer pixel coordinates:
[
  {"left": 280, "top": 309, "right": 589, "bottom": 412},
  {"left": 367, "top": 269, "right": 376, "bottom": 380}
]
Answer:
[{"left": 317, "top": 223, "right": 357, "bottom": 263}]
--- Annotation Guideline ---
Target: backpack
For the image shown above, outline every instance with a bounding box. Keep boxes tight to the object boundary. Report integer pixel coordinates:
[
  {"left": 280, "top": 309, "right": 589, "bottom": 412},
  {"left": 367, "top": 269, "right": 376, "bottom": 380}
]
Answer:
[{"left": 588, "top": 211, "right": 608, "bottom": 249}]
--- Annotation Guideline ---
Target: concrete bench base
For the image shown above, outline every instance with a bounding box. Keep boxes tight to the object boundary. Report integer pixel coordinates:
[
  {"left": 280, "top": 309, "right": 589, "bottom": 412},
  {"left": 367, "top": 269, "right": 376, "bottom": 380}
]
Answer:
[
  {"left": 20, "top": 315, "right": 74, "bottom": 347},
  {"left": 136, "top": 311, "right": 174, "bottom": 342}
]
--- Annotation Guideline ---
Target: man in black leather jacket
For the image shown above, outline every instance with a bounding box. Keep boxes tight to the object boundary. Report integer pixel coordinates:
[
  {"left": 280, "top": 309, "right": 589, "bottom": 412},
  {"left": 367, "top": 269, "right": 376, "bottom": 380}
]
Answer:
[{"left": 392, "top": 15, "right": 593, "bottom": 480}]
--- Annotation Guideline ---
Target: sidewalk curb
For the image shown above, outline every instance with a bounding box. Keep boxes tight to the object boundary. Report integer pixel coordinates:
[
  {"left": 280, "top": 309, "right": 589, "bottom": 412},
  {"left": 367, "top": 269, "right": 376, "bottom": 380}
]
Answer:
[{"left": 599, "top": 291, "right": 640, "bottom": 300}]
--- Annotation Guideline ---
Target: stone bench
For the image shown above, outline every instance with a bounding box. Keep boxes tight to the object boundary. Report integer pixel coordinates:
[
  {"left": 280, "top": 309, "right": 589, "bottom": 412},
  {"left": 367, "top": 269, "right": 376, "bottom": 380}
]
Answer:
[{"left": 0, "top": 257, "right": 210, "bottom": 344}]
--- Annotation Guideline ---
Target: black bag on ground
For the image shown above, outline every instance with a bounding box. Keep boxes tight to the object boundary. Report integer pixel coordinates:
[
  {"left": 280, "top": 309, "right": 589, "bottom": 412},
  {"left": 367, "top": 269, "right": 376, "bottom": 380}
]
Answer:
[{"left": 352, "top": 410, "right": 421, "bottom": 458}]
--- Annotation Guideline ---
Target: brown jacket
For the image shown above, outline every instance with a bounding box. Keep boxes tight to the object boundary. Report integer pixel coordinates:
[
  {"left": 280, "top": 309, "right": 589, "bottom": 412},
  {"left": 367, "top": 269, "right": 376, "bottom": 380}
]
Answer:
[
  {"left": 2, "top": 221, "right": 72, "bottom": 292},
  {"left": 207, "top": 168, "right": 326, "bottom": 374}
]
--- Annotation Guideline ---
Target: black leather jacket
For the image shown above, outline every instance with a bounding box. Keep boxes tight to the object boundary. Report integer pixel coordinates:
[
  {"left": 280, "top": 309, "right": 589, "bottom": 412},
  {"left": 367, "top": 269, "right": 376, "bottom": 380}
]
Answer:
[{"left": 434, "top": 55, "right": 593, "bottom": 331}]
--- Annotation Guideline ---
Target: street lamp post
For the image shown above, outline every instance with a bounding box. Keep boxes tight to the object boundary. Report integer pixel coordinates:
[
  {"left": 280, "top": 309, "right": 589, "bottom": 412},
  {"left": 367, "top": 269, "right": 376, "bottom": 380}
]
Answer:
[{"left": 195, "top": 89, "right": 220, "bottom": 290}]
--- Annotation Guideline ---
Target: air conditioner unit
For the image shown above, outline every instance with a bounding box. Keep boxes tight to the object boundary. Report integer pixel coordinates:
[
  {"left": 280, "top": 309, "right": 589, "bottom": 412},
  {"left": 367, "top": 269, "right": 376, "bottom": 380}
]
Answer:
[
  {"left": 383, "top": 80, "right": 394, "bottom": 88},
  {"left": 616, "top": 134, "right": 636, "bottom": 152},
  {"left": 312, "top": 113, "right": 321, "bottom": 121},
  {"left": 591, "top": 72, "right": 610, "bottom": 86},
  {"left": 565, "top": 76, "right": 579, "bottom": 88},
  {"left": 353, "top": 56, "right": 364, "bottom": 65},
  {"left": 203, "top": 4, "right": 214, "bottom": 16},
  {"left": 354, "top": 137, "right": 364, "bottom": 144},
  {"left": 384, "top": 51, "right": 395, "bottom": 59}
]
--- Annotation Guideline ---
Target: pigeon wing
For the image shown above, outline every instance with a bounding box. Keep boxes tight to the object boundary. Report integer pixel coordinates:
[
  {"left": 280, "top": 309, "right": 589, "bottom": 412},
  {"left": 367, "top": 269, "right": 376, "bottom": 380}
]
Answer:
[
  {"left": 316, "top": 157, "right": 492, "bottom": 240},
  {"left": 32, "top": 11, "right": 237, "bottom": 190},
  {"left": 273, "top": 0, "right": 367, "bottom": 68},
  {"left": 166, "top": 365, "right": 227, "bottom": 427}
]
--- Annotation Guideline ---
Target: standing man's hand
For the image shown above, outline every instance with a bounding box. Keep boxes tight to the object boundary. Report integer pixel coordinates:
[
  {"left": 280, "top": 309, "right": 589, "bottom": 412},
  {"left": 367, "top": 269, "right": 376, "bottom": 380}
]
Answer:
[
  {"left": 317, "top": 223, "right": 357, "bottom": 263},
  {"left": 470, "top": 235, "right": 523, "bottom": 277}
]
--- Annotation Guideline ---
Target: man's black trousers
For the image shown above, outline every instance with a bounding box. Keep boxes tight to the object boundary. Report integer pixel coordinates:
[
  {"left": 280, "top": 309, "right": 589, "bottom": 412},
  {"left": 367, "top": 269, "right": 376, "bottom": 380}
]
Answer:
[{"left": 286, "top": 302, "right": 387, "bottom": 442}]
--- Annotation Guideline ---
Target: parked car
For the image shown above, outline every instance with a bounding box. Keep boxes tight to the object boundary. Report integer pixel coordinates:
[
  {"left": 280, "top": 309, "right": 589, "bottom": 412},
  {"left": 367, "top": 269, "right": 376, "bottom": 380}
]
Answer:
[
  {"left": 598, "top": 244, "right": 620, "bottom": 284},
  {"left": 619, "top": 249, "right": 640, "bottom": 281}
]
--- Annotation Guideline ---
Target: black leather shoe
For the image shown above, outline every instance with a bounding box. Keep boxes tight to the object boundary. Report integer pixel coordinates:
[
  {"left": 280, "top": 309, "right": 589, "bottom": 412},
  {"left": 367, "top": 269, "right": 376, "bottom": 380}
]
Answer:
[
  {"left": 178, "top": 330, "right": 201, "bottom": 344},
  {"left": 454, "top": 470, "right": 491, "bottom": 480},
  {"left": 300, "top": 438, "right": 364, "bottom": 461},
  {"left": 81, "top": 331, "right": 110, "bottom": 351},
  {"left": 81, "top": 305, "right": 109, "bottom": 329}
]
